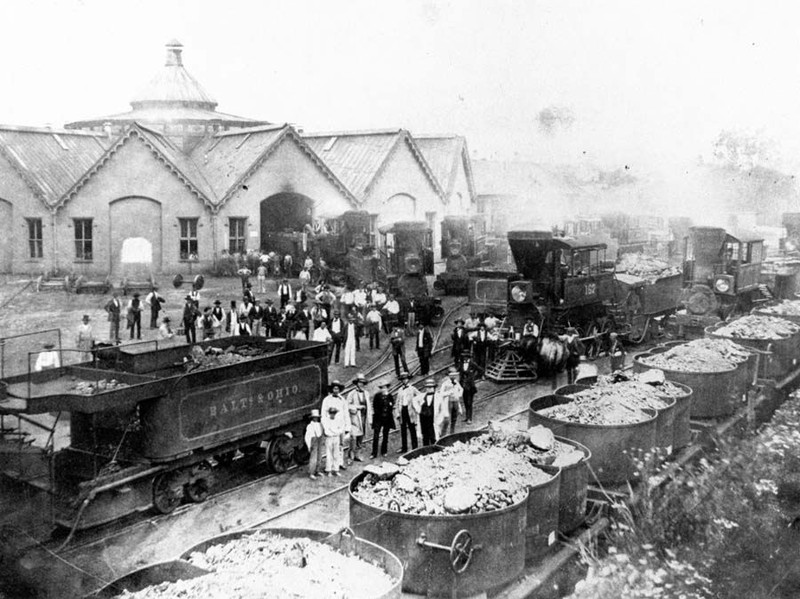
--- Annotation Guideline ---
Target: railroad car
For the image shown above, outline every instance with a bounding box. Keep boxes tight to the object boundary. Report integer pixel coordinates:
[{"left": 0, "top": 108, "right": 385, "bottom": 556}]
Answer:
[{"left": 0, "top": 336, "right": 328, "bottom": 530}]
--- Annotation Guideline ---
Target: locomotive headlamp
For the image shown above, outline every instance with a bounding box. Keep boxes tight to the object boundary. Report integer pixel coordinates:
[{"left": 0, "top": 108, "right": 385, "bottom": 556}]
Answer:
[
  {"left": 714, "top": 277, "right": 731, "bottom": 293},
  {"left": 510, "top": 284, "right": 528, "bottom": 303}
]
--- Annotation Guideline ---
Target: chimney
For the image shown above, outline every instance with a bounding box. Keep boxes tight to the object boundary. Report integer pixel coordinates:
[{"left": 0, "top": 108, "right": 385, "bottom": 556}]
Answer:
[{"left": 165, "top": 40, "right": 183, "bottom": 66}]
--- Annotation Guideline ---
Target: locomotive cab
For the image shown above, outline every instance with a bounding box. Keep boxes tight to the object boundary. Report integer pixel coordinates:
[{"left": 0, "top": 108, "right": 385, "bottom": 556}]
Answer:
[{"left": 679, "top": 226, "right": 766, "bottom": 325}]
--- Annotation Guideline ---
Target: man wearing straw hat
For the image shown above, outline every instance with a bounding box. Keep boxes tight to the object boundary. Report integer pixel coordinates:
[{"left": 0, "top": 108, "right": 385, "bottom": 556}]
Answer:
[
  {"left": 346, "top": 373, "right": 369, "bottom": 463},
  {"left": 304, "top": 409, "right": 324, "bottom": 480},
  {"left": 321, "top": 380, "right": 348, "bottom": 473},
  {"left": 438, "top": 367, "right": 464, "bottom": 437},
  {"left": 34, "top": 342, "right": 60, "bottom": 372},
  {"left": 395, "top": 372, "right": 419, "bottom": 453}
]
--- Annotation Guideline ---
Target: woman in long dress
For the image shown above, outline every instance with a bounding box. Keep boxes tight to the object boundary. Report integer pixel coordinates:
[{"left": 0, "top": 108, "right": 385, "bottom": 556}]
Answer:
[{"left": 343, "top": 315, "right": 357, "bottom": 368}]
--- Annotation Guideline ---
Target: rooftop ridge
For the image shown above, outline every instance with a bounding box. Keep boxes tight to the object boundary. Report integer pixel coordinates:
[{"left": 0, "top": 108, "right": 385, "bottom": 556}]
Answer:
[
  {"left": 0, "top": 124, "right": 110, "bottom": 137},
  {"left": 301, "top": 128, "right": 403, "bottom": 138}
]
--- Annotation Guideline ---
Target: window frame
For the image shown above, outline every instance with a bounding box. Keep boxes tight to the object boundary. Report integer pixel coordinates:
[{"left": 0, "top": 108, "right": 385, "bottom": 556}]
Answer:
[
  {"left": 228, "top": 217, "right": 247, "bottom": 254},
  {"left": 178, "top": 217, "right": 199, "bottom": 261},
  {"left": 26, "top": 217, "right": 43, "bottom": 259},
  {"left": 73, "top": 218, "right": 93, "bottom": 262}
]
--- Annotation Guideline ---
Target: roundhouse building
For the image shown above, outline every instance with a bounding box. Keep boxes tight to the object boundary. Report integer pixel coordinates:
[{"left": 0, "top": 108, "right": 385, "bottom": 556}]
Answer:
[{"left": 0, "top": 41, "right": 475, "bottom": 278}]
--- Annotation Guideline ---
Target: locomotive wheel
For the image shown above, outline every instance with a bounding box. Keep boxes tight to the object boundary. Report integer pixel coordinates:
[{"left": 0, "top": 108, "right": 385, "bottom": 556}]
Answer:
[
  {"left": 184, "top": 462, "right": 211, "bottom": 503},
  {"left": 585, "top": 320, "right": 612, "bottom": 360},
  {"left": 215, "top": 450, "right": 236, "bottom": 465},
  {"left": 152, "top": 473, "right": 181, "bottom": 514},
  {"left": 266, "top": 435, "right": 295, "bottom": 473}
]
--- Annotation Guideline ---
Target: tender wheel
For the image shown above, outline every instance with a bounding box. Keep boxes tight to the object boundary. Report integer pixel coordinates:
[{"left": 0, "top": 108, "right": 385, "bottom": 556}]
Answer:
[
  {"left": 184, "top": 462, "right": 211, "bottom": 503},
  {"left": 266, "top": 435, "right": 295, "bottom": 473},
  {"left": 152, "top": 473, "right": 181, "bottom": 514},
  {"left": 584, "top": 323, "right": 601, "bottom": 360}
]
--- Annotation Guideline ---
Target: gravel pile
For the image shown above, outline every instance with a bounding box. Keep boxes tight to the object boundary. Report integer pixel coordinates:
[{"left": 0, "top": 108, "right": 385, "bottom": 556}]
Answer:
[
  {"left": 756, "top": 300, "right": 800, "bottom": 317},
  {"left": 712, "top": 314, "right": 800, "bottom": 340},
  {"left": 353, "top": 442, "right": 551, "bottom": 515},
  {"left": 639, "top": 338, "right": 752, "bottom": 372},
  {"left": 616, "top": 253, "right": 681, "bottom": 282},
  {"left": 116, "top": 530, "right": 396, "bottom": 599}
]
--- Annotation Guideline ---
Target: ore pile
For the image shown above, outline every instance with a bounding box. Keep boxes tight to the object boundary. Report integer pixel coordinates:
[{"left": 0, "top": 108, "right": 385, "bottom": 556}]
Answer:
[
  {"left": 353, "top": 442, "right": 552, "bottom": 515},
  {"left": 70, "top": 378, "right": 128, "bottom": 395},
  {"left": 185, "top": 344, "right": 268, "bottom": 372},
  {"left": 595, "top": 371, "right": 686, "bottom": 397},
  {"left": 116, "top": 530, "right": 396, "bottom": 599},
  {"left": 640, "top": 338, "right": 752, "bottom": 372},
  {"left": 538, "top": 383, "right": 665, "bottom": 425},
  {"left": 484, "top": 421, "right": 585, "bottom": 468},
  {"left": 616, "top": 253, "right": 681, "bottom": 282},
  {"left": 713, "top": 314, "right": 800, "bottom": 340},
  {"left": 758, "top": 300, "right": 800, "bottom": 317}
]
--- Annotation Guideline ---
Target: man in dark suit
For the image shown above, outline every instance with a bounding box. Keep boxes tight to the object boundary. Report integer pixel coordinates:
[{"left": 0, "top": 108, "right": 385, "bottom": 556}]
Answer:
[
  {"left": 472, "top": 322, "right": 490, "bottom": 376},
  {"left": 182, "top": 295, "right": 199, "bottom": 344},
  {"left": 104, "top": 292, "right": 122, "bottom": 344},
  {"left": 370, "top": 382, "right": 396, "bottom": 458},
  {"left": 329, "top": 310, "right": 345, "bottom": 364},
  {"left": 262, "top": 298, "right": 278, "bottom": 337},
  {"left": 450, "top": 318, "right": 468, "bottom": 366},
  {"left": 415, "top": 322, "right": 433, "bottom": 375},
  {"left": 277, "top": 278, "right": 292, "bottom": 308}
]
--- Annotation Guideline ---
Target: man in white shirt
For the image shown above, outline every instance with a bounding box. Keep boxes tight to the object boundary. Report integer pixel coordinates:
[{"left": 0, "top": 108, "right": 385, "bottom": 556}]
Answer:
[
  {"left": 365, "top": 305, "right": 383, "bottom": 350},
  {"left": 382, "top": 294, "right": 401, "bottom": 334},
  {"left": 312, "top": 320, "right": 333, "bottom": 348},
  {"left": 394, "top": 372, "right": 419, "bottom": 453},
  {"left": 320, "top": 381, "right": 348, "bottom": 474},
  {"left": 438, "top": 368, "right": 464, "bottom": 437},
  {"left": 34, "top": 343, "right": 60, "bottom": 372}
]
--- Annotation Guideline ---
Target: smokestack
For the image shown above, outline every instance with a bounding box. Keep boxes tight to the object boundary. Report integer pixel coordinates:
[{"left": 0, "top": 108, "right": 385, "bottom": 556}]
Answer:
[{"left": 165, "top": 40, "right": 183, "bottom": 66}]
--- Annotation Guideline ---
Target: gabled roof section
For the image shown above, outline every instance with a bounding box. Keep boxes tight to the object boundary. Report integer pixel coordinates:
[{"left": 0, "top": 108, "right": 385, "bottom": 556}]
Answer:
[
  {"left": 414, "top": 134, "right": 476, "bottom": 202},
  {"left": 303, "top": 129, "right": 444, "bottom": 202},
  {"left": 190, "top": 124, "right": 358, "bottom": 208},
  {"left": 58, "top": 122, "right": 215, "bottom": 209},
  {"left": 0, "top": 124, "right": 113, "bottom": 207}
]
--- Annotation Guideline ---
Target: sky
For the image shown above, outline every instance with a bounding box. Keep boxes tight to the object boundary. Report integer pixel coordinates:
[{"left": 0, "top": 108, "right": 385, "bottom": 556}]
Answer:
[{"left": 2, "top": 0, "right": 800, "bottom": 175}]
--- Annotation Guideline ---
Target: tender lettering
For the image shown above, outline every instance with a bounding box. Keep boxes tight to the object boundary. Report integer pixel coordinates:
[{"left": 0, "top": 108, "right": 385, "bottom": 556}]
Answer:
[{"left": 207, "top": 380, "right": 305, "bottom": 418}]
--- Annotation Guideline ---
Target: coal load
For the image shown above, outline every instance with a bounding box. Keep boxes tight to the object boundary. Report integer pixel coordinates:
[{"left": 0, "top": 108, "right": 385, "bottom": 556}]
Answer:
[
  {"left": 353, "top": 441, "right": 552, "bottom": 515},
  {"left": 116, "top": 530, "right": 396, "bottom": 599},
  {"left": 69, "top": 378, "right": 129, "bottom": 395},
  {"left": 639, "top": 337, "right": 752, "bottom": 372},
  {"left": 184, "top": 344, "right": 269, "bottom": 372},
  {"left": 594, "top": 370, "right": 686, "bottom": 397},
  {"left": 712, "top": 314, "right": 800, "bottom": 340}
]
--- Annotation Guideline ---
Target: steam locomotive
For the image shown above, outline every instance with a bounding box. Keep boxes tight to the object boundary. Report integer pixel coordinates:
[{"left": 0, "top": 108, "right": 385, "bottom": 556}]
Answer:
[{"left": 434, "top": 215, "right": 488, "bottom": 295}]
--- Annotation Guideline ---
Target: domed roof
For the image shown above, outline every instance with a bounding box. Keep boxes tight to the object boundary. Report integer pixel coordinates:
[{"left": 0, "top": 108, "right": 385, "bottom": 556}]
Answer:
[{"left": 130, "top": 41, "right": 217, "bottom": 110}]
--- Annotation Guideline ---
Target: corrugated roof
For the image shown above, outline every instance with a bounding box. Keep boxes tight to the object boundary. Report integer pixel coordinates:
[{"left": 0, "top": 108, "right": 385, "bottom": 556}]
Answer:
[
  {"left": 303, "top": 130, "right": 401, "bottom": 200},
  {"left": 190, "top": 125, "right": 288, "bottom": 201},
  {"left": 414, "top": 135, "right": 464, "bottom": 197},
  {"left": 0, "top": 126, "right": 112, "bottom": 205}
]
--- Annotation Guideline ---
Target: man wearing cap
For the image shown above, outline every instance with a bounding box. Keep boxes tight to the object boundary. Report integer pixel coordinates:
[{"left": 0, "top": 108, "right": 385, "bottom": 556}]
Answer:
[
  {"left": 459, "top": 353, "right": 478, "bottom": 425},
  {"left": 346, "top": 374, "right": 369, "bottom": 462},
  {"left": 561, "top": 327, "right": 584, "bottom": 385},
  {"left": 159, "top": 316, "right": 175, "bottom": 340},
  {"left": 370, "top": 381, "right": 396, "bottom": 458},
  {"left": 395, "top": 372, "right": 419, "bottom": 452},
  {"left": 438, "top": 367, "right": 464, "bottom": 437},
  {"left": 76, "top": 314, "right": 94, "bottom": 353},
  {"left": 390, "top": 325, "right": 409, "bottom": 377},
  {"left": 415, "top": 322, "right": 433, "bottom": 375},
  {"left": 145, "top": 288, "right": 166, "bottom": 330},
  {"left": 278, "top": 278, "right": 292, "bottom": 309},
  {"left": 182, "top": 296, "right": 200, "bottom": 344},
  {"left": 262, "top": 298, "right": 278, "bottom": 337},
  {"left": 321, "top": 381, "right": 348, "bottom": 474},
  {"left": 211, "top": 300, "right": 225, "bottom": 338},
  {"left": 35, "top": 343, "right": 60, "bottom": 372},
  {"left": 343, "top": 314, "right": 358, "bottom": 367},
  {"left": 126, "top": 292, "right": 144, "bottom": 340},
  {"left": 418, "top": 378, "right": 438, "bottom": 446},
  {"left": 104, "top": 292, "right": 122, "bottom": 344},
  {"left": 329, "top": 310, "right": 344, "bottom": 364},
  {"left": 305, "top": 409, "right": 324, "bottom": 479},
  {"left": 365, "top": 304, "right": 383, "bottom": 350},
  {"left": 451, "top": 319, "right": 468, "bottom": 366}
]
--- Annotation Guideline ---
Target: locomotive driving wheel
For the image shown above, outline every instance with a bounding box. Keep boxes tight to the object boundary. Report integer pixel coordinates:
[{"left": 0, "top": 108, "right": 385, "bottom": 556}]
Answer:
[
  {"left": 152, "top": 473, "right": 181, "bottom": 514},
  {"left": 184, "top": 461, "right": 212, "bottom": 503},
  {"left": 584, "top": 319, "right": 612, "bottom": 360},
  {"left": 266, "top": 434, "right": 295, "bottom": 473}
]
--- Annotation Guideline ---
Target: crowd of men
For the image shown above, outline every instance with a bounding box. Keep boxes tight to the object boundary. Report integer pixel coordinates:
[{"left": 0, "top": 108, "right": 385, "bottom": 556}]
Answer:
[{"left": 304, "top": 363, "right": 478, "bottom": 478}]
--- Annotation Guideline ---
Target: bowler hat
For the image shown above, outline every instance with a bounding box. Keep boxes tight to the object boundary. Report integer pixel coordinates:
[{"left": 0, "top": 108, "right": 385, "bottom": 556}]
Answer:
[{"left": 329, "top": 380, "right": 344, "bottom": 390}]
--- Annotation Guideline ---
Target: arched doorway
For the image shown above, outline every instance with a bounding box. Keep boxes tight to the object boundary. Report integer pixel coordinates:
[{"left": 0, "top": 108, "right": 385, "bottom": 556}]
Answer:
[
  {"left": 109, "top": 197, "right": 162, "bottom": 276},
  {"left": 0, "top": 199, "right": 11, "bottom": 272},
  {"left": 260, "top": 193, "right": 316, "bottom": 265}
]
